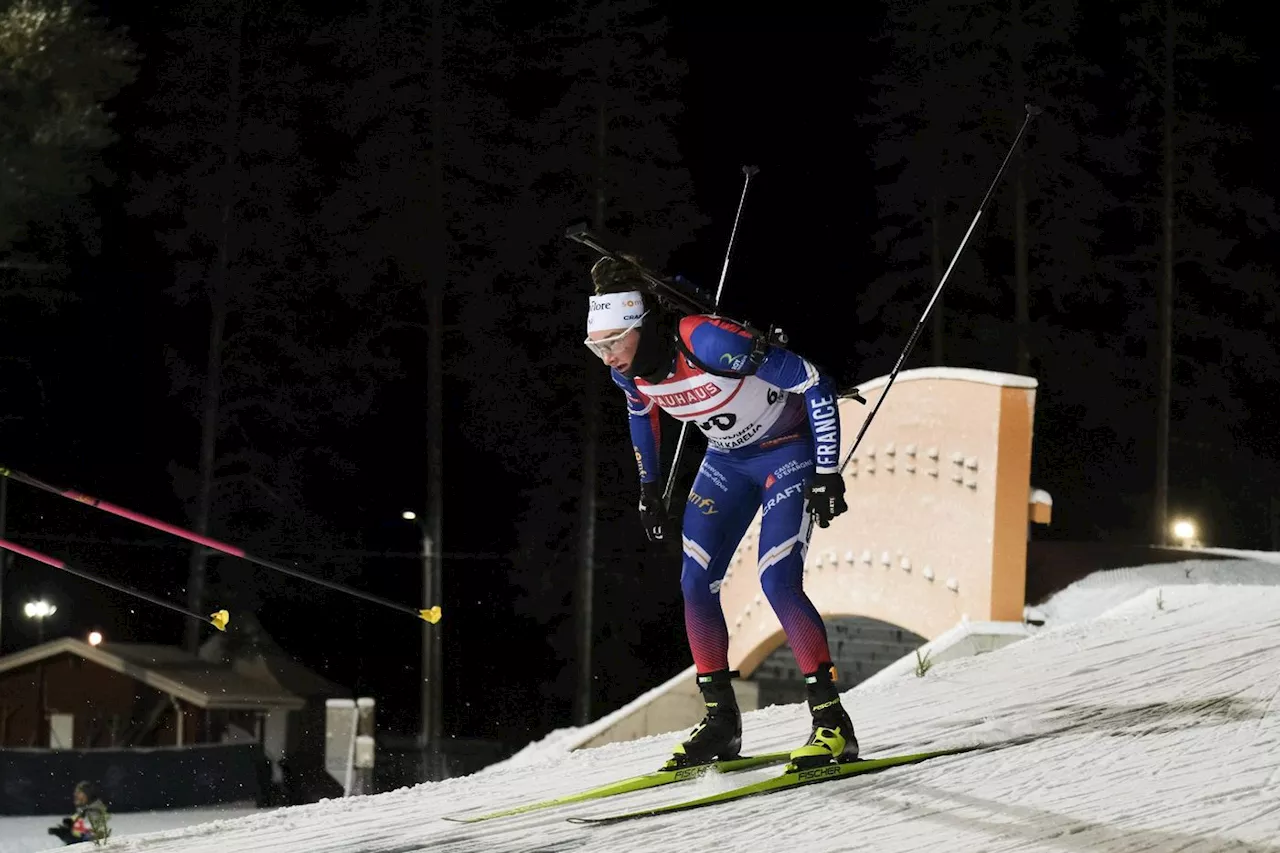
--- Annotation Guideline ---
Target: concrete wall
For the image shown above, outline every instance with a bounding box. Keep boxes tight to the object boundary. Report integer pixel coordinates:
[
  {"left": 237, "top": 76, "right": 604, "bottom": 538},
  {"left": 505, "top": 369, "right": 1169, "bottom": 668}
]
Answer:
[{"left": 723, "top": 367, "right": 1040, "bottom": 676}]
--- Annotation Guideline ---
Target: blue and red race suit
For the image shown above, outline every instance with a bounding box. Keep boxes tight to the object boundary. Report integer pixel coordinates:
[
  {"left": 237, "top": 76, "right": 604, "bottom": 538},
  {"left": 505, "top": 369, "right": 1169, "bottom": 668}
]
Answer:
[{"left": 611, "top": 315, "right": 842, "bottom": 675}]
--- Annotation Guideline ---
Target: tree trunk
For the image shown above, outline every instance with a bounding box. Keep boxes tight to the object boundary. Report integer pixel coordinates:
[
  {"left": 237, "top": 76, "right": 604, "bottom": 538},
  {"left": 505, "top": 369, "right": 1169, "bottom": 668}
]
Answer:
[
  {"left": 186, "top": 3, "right": 245, "bottom": 652},
  {"left": 1012, "top": 0, "right": 1031, "bottom": 376},
  {"left": 1271, "top": 497, "right": 1280, "bottom": 551},
  {"left": 929, "top": 195, "right": 944, "bottom": 366},
  {"left": 0, "top": 476, "right": 7, "bottom": 654},
  {"left": 574, "top": 101, "right": 607, "bottom": 727},
  {"left": 1155, "top": 0, "right": 1175, "bottom": 546},
  {"left": 1014, "top": 162, "right": 1029, "bottom": 375}
]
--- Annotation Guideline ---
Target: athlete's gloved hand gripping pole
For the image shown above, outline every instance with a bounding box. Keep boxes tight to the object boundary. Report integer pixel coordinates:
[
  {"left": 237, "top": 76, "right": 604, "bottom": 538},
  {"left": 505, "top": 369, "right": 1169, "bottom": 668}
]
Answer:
[
  {"left": 637, "top": 480, "right": 666, "bottom": 543},
  {"left": 805, "top": 472, "right": 848, "bottom": 529}
]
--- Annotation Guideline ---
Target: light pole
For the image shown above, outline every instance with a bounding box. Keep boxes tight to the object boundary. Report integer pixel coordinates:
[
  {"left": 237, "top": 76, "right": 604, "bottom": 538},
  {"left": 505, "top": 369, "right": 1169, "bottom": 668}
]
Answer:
[
  {"left": 24, "top": 599, "right": 56, "bottom": 745},
  {"left": 23, "top": 600, "right": 55, "bottom": 644},
  {"left": 402, "top": 510, "right": 442, "bottom": 781}
]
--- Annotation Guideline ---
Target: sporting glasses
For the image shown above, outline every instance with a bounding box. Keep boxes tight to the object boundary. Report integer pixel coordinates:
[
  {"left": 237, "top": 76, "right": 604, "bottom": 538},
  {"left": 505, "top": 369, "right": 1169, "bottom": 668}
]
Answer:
[{"left": 584, "top": 312, "right": 647, "bottom": 359}]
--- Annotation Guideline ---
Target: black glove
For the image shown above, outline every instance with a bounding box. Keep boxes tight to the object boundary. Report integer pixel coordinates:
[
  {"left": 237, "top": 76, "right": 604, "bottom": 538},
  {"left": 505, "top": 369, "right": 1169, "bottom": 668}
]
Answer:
[
  {"left": 805, "top": 472, "right": 848, "bottom": 528},
  {"left": 638, "top": 481, "right": 667, "bottom": 542}
]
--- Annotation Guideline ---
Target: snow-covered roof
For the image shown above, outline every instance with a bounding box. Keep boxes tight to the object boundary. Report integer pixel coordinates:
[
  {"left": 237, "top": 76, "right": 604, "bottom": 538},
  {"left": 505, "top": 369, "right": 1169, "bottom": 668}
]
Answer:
[{"left": 0, "top": 638, "right": 305, "bottom": 711}]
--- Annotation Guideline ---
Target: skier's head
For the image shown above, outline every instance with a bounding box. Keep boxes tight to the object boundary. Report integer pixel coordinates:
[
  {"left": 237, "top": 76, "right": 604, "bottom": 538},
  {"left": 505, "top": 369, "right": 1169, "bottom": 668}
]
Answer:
[
  {"left": 585, "top": 256, "right": 676, "bottom": 380},
  {"left": 585, "top": 256, "right": 646, "bottom": 373},
  {"left": 74, "top": 781, "right": 98, "bottom": 806}
]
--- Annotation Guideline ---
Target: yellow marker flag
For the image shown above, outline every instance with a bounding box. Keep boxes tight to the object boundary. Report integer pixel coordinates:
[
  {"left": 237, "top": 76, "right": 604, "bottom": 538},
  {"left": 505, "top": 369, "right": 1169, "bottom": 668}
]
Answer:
[
  {"left": 419, "top": 606, "right": 442, "bottom": 624},
  {"left": 210, "top": 610, "right": 231, "bottom": 631}
]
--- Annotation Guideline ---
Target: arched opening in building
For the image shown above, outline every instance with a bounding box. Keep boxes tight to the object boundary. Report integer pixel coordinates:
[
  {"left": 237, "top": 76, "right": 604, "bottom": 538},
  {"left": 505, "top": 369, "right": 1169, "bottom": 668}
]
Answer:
[{"left": 745, "top": 616, "right": 927, "bottom": 707}]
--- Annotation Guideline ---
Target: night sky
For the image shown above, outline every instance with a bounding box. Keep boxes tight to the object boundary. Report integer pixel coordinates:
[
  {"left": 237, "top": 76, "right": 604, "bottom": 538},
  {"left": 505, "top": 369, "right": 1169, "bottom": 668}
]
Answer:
[{"left": 1, "top": 1, "right": 1277, "bottom": 754}]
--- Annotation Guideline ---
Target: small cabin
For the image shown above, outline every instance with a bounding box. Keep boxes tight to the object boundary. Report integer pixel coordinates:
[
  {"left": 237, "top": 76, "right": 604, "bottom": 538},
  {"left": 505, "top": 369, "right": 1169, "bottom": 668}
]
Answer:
[{"left": 0, "top": 637, "right": 304, "bottom": 749}]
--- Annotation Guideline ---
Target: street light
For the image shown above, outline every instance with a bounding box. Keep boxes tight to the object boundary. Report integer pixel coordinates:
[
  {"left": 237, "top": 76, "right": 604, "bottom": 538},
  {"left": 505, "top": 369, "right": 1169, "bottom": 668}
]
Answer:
[
  {"left": 1171, "top": 518, "right": 1199, "bottom": 548},
  {"left": 25, "top": 598, "right": 56, "bottom": 745},
  {"left": 88, "top": 631, "right": 103, "bottom": 647},
  {"left": 24, "top": 600, "right": 57, "bottom": 638},
  {"left": 402, "top": 510, "right": 418, "bottom": 521}
]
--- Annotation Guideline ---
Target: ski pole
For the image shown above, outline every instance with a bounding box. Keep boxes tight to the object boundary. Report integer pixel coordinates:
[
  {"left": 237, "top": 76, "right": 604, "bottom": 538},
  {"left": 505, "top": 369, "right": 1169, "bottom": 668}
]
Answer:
[
  {"left": 661, "top": 165, "right": 760, "bottom": 513},
  {"left": 0, "top": 466, "right": 442, "bottom": 625},
  {"left": 0, "top": 537, "right": 231, "bottom": 632},
  {"left": 838, "top": 103, "right": 1043, "bottom": 474}
]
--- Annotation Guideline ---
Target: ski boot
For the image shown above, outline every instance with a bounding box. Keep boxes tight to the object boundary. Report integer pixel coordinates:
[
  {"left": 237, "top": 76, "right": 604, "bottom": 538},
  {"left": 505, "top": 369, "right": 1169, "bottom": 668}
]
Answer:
[
  {"left": 787, "top": 661, "right": 859, "bottom": 771},
  {"left": 661, "top": 669, "right": 743, "bottom": 770}
]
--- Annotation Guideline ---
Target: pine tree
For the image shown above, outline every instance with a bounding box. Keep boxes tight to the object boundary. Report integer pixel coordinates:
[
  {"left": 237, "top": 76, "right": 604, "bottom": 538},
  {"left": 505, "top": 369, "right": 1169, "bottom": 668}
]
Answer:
[
  {"left": 0, "top": 0, "right": 135, "bottom": 283},
  {"left": 443, "top": 0, "right": 705, "bottom": 727},
  {"left": 0, "top": 0, "right": 136, "bottom": 338},
  {"left": 863, "top": 0, "right": 1176, "bottom": 537},
  {"left": 865, "top": 0, "right": 1124, "bottom": 380},
  {"left": 129, "top": 0, "right": 395, "bottom": 638},
  {"left": 0, "top": 0, "right": 135, "bottom": 532},
  {"left": 1120, "top": 0, "right": 1279, "bottom": 544}
]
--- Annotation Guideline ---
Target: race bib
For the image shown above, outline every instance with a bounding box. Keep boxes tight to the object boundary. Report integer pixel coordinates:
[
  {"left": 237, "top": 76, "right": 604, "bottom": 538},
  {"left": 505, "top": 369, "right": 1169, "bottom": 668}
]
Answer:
[{"left": 638, "top": 362, "right": 788, "bottom": 451}]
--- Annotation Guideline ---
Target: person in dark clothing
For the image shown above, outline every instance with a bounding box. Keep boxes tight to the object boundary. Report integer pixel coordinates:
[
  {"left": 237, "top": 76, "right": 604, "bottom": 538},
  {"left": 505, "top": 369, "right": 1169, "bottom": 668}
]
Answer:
[{"left": 47, "top": 780, "right": 110, "bottom": 845}]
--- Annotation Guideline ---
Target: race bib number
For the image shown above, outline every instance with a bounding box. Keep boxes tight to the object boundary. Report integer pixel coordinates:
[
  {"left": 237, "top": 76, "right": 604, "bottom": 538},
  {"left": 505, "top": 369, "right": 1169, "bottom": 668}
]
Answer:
[{"left": 642, "top": 368, "right": 787, "bottom": 451}]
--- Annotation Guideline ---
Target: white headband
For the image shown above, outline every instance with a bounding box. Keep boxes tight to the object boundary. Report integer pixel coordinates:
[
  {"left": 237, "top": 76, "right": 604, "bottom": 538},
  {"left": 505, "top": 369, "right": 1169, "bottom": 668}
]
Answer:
[{"left": 587, "top": 291, "right": 646, "bottom": 333}]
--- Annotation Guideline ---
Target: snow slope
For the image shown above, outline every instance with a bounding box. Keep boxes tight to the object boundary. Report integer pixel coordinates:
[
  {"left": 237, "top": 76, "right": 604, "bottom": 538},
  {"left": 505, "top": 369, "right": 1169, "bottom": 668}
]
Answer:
[{"left": 25, "top": 557, "right": 1280, "bottom": 852}]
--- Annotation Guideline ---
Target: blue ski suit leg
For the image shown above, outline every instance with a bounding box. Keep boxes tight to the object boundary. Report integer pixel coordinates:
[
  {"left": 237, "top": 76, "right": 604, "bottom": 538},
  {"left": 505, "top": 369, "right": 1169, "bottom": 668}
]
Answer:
[{"left": 680, "top": 436, "right": 834, "bottom": 675}]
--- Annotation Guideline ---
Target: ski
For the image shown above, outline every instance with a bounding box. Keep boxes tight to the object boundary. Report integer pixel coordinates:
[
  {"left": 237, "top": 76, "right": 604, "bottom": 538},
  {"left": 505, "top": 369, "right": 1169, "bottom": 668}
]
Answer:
[
  {"left": 441, "top": 751, "right": 794, "bottom": 823},
  {"left": 565, "top": 745, "right": 983, "bottom": 825}
]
